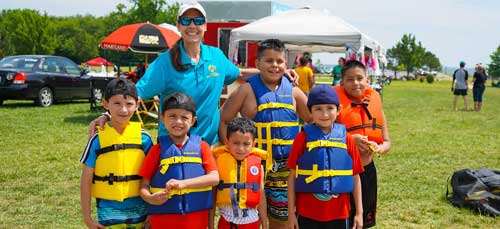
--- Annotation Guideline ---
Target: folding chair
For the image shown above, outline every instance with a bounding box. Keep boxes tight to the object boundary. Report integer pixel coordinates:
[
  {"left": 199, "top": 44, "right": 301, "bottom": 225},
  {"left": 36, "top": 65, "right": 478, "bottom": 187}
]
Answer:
[{"left": 135, "top": 96, "right": 159, "bottom": 127}]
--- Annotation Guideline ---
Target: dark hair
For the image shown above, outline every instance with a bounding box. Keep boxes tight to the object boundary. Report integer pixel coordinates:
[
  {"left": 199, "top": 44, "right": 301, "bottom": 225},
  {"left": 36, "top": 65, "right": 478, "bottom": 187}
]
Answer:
[
  {"left": 257, "top": 39, "right": 286, "bottom": 60},
  {"left": 341, "top": 60, "right": 366, "bottom": 78},
  {"left": 161, "top": 92, "right": 196, "bottom": 116},
  {"left": 226, "top": 117, "right": 257, "bottom": 140},
  {"left": 104, "top": 78, "right": 138, "bottom": 101},
  {"left": 299, "top": 56, "right": 308, "bottom": 66},
  {"left": 169, "top": 38, "right": 187, "bottom": 72},
  {"left": 339, "top": 57, "right": 346, "bottom": 63}
]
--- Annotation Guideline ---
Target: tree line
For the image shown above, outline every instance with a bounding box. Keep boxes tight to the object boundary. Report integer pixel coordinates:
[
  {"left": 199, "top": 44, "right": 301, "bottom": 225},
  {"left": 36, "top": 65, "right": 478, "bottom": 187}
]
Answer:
[
  {"left": 386, "top": 33, "right": 442, "bottom": 77},
  {"left": 0, "top": 0, "right": 179, "bottom": 66}
]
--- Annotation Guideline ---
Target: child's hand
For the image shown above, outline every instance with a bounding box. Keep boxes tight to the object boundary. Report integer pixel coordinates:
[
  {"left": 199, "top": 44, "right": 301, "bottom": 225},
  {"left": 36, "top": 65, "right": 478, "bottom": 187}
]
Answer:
[
  {"left": 367, "top": 141, "right": 382, "bottom": 155},
  {"left": 84, "top": 217, "right": 105, "bottom": 229},
  {"left": 166, "top": 179, "right": 187, "bottom": 190},
  {"left": 147, "top": 189, "right": 169, "bottom": 205},
  {"left": 352, "top": 134, "right": 371, "bottom": 155},
  {"left": 352, "top": 213, "right": 363, "bottom": 229},
  {"left": 287, "top": 215, "right": 299, "bottom": 229}
]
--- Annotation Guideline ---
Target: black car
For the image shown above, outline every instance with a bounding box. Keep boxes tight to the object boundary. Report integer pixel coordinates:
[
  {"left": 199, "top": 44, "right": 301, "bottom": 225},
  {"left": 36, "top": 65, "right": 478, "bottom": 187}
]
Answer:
[{"left": 0, "top": 55, "right": 111, "bottom": 107}]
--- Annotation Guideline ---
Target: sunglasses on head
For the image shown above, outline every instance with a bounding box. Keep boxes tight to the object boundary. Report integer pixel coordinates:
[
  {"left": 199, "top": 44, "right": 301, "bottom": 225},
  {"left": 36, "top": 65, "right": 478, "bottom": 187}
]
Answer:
[{"left": 178, "top": 17, "right": 206, "bottom": 26}]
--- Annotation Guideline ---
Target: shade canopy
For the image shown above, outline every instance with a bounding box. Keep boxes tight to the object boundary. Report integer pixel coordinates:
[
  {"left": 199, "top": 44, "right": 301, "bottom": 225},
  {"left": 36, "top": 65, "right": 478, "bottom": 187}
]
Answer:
[
  {"left": 85, "top": 57, "right": 114, "bottom": 66},
  {"left": 100, "top": 22, "right": 180, "bottom": 53},
  {"left": 229, "top": 8, "right": 385, "bottom": 63}
]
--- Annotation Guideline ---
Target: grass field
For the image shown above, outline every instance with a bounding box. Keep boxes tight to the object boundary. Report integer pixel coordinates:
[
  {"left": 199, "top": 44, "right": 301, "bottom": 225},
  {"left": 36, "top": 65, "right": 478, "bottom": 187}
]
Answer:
[{"left": 0, "top": 80, "right": 499, "bottom": 228}]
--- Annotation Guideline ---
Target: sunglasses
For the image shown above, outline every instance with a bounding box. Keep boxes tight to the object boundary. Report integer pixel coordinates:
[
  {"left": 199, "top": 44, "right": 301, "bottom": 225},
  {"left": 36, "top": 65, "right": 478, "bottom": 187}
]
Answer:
[{"left": 178, "top": 17, "right": 206, "bottom": 26}]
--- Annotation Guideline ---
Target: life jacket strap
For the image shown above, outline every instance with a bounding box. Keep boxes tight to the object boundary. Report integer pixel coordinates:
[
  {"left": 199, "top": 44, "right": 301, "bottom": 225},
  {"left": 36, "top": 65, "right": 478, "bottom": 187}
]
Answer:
[
  {"left": 306, "top": 140, "right": 347, "bottom": 151},
  {"left": 346, "top": 122, "right": 383, "bottom": 132},
  {"left": 96, "top": 144, "right": 143, "bottom": 156},
  {"left": 159, "top": 156, "right": 202, "bottom": 174},
  {"left": 92, "top": 173, "right": 141, "bottom": 185},
  {"left": 254, "top": 121, "right": 298, "bottom": 169},
  {"left": 295, "top": 164, "right": 353, "bottom": 184},
  {"left": 150, "top": 186, "right": 212, "bottom": 198},
  {"left": 257, "top": 102, "right": 295, "bottom": 112},
  {"left": 351, "top": 101, "right": 372, "bottom": 120},
  {"left": 217, "top": 181, "right": 260, "bottom": 192}
]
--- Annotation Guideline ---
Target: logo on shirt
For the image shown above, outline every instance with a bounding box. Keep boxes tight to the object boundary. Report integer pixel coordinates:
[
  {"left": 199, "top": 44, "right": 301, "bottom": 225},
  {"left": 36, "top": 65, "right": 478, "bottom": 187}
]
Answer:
[
  {"left": 250, "top": 165, "right": 259, "bottom": 176},
  {"left": 206, "top": 64, "right": 220, "bottom": 78}
]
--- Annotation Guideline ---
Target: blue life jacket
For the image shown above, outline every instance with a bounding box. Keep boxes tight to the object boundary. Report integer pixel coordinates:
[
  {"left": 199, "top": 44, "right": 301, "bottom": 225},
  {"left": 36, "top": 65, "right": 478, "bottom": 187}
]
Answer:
[
  {"left": 295, "top": 124, "right": 354, "bottom": 195},
  {"left": 148, "top": 135, "right": 212, "bottom": 214},
  {"left": 248, "top": 75, "right": 299, "bottom": 168}
]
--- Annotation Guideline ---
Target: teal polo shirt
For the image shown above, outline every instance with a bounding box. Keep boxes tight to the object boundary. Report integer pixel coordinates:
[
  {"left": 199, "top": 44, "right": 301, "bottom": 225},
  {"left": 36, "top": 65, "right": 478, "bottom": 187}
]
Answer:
[{"left": 136, "top": 42, "right": 240, "bottom": 144}]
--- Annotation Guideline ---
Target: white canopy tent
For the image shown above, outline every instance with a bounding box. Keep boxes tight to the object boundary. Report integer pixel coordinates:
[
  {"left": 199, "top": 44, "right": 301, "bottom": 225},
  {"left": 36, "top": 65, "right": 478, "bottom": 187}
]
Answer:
[{"left": 229, "top": 7, "right": 386, "bottom": 73}]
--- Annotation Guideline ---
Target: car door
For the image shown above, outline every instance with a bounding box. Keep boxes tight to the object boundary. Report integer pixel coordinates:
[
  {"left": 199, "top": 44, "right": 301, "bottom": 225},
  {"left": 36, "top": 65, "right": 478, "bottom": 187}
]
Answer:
[
  {"left": 41, "top": 57, "right": 72, "bottom": 100},
  {"left": 59, "top": 57, "right": 90, "bottom": 98}
]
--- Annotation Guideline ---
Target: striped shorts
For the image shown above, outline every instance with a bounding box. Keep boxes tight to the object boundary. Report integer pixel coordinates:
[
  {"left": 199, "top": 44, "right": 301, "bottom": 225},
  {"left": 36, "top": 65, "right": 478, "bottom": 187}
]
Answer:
[{"left": 264, "top": 159, "right": 289, "bottom": 223}]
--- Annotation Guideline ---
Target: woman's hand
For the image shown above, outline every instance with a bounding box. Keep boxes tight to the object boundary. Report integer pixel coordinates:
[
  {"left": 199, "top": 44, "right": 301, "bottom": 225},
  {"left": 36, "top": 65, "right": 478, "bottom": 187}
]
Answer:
[
  {"left": 284, "top": 69, "right": 299, "bottom": 85},
  {"left": 88, "top": 114, "right": 109, "bottom": 138}
]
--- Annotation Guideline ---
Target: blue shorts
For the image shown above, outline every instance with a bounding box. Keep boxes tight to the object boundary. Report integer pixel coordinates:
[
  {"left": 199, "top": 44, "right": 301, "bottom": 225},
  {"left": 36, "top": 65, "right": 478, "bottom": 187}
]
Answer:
[{"left": 473, "top": 86, "right": 485, "bottom": 102}]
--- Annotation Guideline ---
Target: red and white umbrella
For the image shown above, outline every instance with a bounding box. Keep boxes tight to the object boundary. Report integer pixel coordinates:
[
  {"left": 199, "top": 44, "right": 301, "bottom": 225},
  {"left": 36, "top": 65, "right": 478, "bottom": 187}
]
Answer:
[
  {"left": 100, "top": 22, "right": 180, "bottom": 54},
  {"left": 85, "top": 57, "right": 114, "bottom": 66}
]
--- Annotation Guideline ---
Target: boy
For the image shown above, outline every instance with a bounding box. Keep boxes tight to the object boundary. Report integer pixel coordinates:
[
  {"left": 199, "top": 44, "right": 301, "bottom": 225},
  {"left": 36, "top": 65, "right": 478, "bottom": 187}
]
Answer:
[
  {"left": 334, "top": 60, "right": 391, "bottom": 228},
  {"left": 287, "top": 84, "right": 364, "bottom": 229},
  {"left": 80, "top": 78, "right": 153, "bottom": 228},
  {"left": 138, "top": 92, "right": 219, "bottom": 228},
  {"left": 219, "top": 39, "right": 311, "bottom": 228},
  {"left": 210, "top": 117, "right": 268, "bottom": 229}
]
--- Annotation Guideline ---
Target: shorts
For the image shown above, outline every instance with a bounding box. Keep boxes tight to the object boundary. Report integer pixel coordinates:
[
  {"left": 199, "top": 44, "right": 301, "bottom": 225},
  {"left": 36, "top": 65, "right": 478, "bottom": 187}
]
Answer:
[
  {"left": 96, "top": 198, "right": 147, "bottom": 227},
  {"left": 473, "top": 86, "right": 485, "bottom": 102},
  {"left": 350, "top": 161, "right": 377, "bottom": 228},
  {"left": 453, "top": 89, "right": 467, "bottom": 96},
  {"left": 218, "top": 215, "right": 260, "bottom": 229},
  {"left": 264, "top": 159, "right": 290, "bottom": 223},
  {"left": 298, "top": 215, "right": 349, "bottom": 229}
]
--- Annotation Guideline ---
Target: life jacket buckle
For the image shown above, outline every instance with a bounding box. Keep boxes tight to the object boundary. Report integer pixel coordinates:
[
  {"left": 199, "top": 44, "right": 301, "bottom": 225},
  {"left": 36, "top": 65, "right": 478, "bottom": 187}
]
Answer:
[
  {"left": 108, "top": 173, "right": 115, "bottom": 185},
  {"left": 113, "top": 144, "right": 125, "bottom": 151}
]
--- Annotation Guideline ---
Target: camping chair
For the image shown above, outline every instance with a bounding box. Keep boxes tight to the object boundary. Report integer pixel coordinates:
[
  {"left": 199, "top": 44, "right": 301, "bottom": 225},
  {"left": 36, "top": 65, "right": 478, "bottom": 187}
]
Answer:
[{"left": 135, "top": 96, "right": 159, "bottom": 127}]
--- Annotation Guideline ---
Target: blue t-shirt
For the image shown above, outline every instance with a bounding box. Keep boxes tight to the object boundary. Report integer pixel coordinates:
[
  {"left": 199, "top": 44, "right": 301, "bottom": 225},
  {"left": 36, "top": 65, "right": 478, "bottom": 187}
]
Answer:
[{"left": 136, "top": 42, "right": 240, "bottom": 144}]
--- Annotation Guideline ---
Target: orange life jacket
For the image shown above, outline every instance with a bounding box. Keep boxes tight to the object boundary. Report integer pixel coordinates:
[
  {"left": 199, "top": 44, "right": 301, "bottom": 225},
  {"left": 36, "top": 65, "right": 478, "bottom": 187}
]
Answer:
[{"left": 333, "top": 86, "right": 384, "bottom": 143}]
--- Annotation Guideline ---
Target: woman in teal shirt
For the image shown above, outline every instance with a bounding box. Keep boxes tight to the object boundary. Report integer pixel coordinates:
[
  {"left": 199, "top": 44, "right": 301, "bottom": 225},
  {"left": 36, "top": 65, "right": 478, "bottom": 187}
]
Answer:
[{"left": 90, "top": 2, "right": 295, "bottom": 145}]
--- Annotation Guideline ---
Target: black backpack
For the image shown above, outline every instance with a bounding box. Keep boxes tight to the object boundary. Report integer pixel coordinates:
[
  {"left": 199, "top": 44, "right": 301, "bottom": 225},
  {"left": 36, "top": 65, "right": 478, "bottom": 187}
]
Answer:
[{"left": 446, "top": 167, "right": 500, "bottom": 217}]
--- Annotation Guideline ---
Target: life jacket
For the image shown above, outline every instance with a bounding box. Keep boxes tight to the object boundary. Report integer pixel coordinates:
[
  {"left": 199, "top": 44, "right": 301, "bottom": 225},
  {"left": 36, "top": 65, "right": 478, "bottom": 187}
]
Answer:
[
  {"left": 148, "top": 135, "right": 212, "bottom": 214},
  {"left": 248, "top": 74, "right": 299, "bottom": 170},
  {"left": 213, "top": 146, "right": 268, "bottom": 216},
  {"left": 295, "top": 124, "right": 353, "bottom": 194},
  {"left": 334, "top": 86, "right": 384, "bottom": 143},
  {"left": 93, "top": 122, "right": 144, "bottom": 201}
]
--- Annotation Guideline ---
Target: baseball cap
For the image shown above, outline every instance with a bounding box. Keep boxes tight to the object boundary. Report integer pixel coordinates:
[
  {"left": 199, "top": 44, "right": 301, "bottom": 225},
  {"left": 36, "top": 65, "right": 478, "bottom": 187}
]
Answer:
[
  {"left": 307, "top": 84, "right": 340, "bottom": 110},
  {"left": 162, "top": 92, "right": 197, "bottom": 116},
  {"left": 460, "top": 61, "right": 466, "bottom": 67},
  {"left": 178, "top": 2, "right": 206, "bottom": 18},
  {"left": 105, "top": 78, "right": 138, "bottom": 100}
]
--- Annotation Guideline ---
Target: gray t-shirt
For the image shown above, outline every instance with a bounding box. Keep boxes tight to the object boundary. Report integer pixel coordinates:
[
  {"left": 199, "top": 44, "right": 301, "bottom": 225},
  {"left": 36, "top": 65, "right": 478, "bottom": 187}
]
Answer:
[{"left": 454, "top": 69, "right": 468, "bottom": 89}]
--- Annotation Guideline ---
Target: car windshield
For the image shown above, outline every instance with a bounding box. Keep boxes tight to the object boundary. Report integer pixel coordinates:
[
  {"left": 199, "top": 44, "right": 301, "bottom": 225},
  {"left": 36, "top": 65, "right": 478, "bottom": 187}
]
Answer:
[{"left": 0, "top": 56, "right": 40, "bottom": 69}]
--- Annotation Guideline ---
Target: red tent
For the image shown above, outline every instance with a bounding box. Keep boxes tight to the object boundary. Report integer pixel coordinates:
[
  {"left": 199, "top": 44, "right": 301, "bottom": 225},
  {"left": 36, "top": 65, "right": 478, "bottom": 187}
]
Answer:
[{"left": 85, "top": 57, "right": 114, "bottom": 66}]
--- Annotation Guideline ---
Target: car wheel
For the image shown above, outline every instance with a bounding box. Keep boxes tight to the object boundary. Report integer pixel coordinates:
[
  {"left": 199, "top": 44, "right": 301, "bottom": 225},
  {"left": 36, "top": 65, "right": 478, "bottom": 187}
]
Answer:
[
  {"left": 92, "top": 88, "right": 103, "bottom": 103},
  {"left": 36, "top": 87, "right": 53, "bottom": 107}
]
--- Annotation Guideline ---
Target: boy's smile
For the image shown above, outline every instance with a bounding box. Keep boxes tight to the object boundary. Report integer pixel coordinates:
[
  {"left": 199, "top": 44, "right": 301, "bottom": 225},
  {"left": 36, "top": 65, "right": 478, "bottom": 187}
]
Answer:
[
  {"left": 255, "top": 49, "right": 287, "bottom": 88},
  {"left": 103, "top": 95, "right": 138, "bottom": 132},
  {"left": 161, "top": 108, "right": 196, "bottom": 142},
  {"left": 341, "top": 67, "right": 367, "bottom": 99},
  {"left": 311, "top": 104, "right": 339, "bottom": 134}
]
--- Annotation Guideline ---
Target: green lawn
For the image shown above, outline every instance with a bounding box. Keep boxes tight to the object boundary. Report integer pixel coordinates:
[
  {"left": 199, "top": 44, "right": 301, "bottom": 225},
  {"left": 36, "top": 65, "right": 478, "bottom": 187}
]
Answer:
[{"left": 0, "top": 81, "right": 499, "bottom": 228}]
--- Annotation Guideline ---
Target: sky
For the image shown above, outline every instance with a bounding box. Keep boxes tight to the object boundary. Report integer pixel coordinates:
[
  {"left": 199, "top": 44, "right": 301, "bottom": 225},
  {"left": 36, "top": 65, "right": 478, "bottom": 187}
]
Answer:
[{"left": 2, "top": 0, "right": 500, "bottom": 68}]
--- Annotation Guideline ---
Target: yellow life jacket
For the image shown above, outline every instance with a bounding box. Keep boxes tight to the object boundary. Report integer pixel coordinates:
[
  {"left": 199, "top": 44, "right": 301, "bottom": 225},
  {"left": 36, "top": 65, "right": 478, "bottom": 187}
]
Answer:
[
  {"left": 92, "top": 122, "right": 145, "bottom": 201},
  {"left": 213, "top": 146, "right": 268, "bottom": 211}
]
